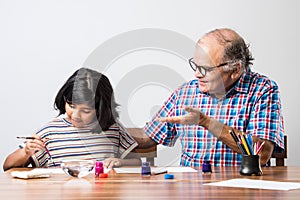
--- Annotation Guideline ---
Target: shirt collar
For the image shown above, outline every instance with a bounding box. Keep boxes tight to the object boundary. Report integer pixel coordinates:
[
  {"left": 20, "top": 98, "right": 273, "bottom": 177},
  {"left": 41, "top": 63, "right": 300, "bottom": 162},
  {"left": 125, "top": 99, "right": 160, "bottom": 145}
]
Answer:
[
  {"left": 231, "top": 68, "right": 252, "bottom": 94},
  {"left": 61, "top": 114, "right": 99, "bottom": 130}
]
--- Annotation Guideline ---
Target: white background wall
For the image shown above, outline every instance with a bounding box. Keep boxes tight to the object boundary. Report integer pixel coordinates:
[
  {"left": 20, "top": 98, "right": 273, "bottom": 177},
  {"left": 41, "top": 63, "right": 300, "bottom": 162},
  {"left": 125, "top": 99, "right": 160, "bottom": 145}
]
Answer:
[{"left": 1, "top": 0, "right": 299, "bottom": 170}]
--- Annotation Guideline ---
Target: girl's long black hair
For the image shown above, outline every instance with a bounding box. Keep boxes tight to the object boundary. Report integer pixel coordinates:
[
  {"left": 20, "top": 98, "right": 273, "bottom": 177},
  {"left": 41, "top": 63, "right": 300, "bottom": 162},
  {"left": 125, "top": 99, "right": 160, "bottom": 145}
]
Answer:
[{"left": 54, "top": 67, "right": 119, "bottom": 132}]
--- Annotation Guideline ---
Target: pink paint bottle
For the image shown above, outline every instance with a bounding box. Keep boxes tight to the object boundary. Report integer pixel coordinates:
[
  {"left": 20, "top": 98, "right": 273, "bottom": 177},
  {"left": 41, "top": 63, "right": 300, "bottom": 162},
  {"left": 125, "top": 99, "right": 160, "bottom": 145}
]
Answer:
[{"left": 95, "top": 161, "right": 104, "bottom": 177}]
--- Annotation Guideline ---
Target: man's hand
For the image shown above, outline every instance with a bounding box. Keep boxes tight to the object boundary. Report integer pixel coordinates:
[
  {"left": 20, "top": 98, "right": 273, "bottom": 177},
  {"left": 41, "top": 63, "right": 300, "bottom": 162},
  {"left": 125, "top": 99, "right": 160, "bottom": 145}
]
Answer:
[{"left": 157, "top": 106, "right": 201, "bottom": 125}]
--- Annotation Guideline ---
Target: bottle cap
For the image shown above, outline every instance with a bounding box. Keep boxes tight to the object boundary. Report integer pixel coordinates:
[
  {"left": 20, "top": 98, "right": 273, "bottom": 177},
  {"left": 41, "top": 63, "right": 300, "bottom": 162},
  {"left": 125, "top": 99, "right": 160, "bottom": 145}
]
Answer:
[
  {"left": 96, "top": 161, "right": 103, "bottom": 167},
  {"left": 99, "top": 173, "right": 108, "bottom": 178},
  {"left": 164, "top": 173, "right": 174, "bottom": 179},
  {"left": 142, "top": 162, "right": 150, "bottom": 167}
]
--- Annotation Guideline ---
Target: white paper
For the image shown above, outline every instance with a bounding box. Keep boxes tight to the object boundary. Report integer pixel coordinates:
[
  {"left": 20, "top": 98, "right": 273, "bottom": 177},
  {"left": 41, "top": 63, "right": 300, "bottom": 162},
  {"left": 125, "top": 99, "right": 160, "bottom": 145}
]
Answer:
[
  {"left": 114, "top": 167, "right": 197, "bottom": 174},
  {"left": 11, "top": 167, "right": 112, "bottom": 179},
  {"left": 113, "top": 168, "right": 141, "bottom": 173},
  {"left": 47, "top": 166, "right": 111, "bottom": 174},
  {"left": 204, "top": 178, "right": 300, "bottom": 191},
  {"left": 97, "top": 167, "right": 111, "bottom": 174},
  {"left": 164, "top": 167, "right": 197, "bottom": 173},
  {"left": 47, "top": 168, "right": 66, "bottom": 174},
  {"left": 52, "top": 167, "right": 111, "bottom": 174},
  {"left": 11, "top": 168, "right": 53, "bottom": 179}
]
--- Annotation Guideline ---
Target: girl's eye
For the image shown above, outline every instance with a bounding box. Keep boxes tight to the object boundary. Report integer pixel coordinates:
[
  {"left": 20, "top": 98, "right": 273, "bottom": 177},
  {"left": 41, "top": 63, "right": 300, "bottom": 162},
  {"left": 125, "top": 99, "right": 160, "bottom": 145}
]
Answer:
[
  {"left": 82, "top": 110, "right": 92, "bottom": 114},
  {"left": 69, "top": 104, "right": 75, "bottom": 109}
]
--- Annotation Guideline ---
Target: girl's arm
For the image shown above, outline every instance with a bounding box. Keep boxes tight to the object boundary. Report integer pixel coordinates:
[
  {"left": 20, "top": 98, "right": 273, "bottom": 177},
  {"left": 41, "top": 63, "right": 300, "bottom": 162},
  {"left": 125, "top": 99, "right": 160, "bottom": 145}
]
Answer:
[
  {"left": 3, "top": 148, "right": 33, "bottom": 171},
  {"left": 103, "top": 151, "right": 142, "bottom": 168},
  {"left": 3, "top": 136, "right": 46, "bottom": 171}
]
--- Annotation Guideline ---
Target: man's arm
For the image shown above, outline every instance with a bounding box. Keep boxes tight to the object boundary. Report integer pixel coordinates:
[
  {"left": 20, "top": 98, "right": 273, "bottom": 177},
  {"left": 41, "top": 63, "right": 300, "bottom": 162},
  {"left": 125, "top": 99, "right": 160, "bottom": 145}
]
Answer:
[
  {"left": 157, "top": 106, "right": 274, "bottom": 165},
  {"left": 3, "top": 136, "right": 46, "bottom": 171},
  {"left": 126, "top": 128, "right": 158, "bottom": 149},
  {"left": 204, "top": 117, "right": 274, "bottom": 165}
]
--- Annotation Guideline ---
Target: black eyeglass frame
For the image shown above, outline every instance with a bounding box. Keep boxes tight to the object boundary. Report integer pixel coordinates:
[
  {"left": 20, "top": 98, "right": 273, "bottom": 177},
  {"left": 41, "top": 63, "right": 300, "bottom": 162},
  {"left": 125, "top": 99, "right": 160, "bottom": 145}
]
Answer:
[{"left": 188, "top": 58, "right": 230, "bottom": 77}]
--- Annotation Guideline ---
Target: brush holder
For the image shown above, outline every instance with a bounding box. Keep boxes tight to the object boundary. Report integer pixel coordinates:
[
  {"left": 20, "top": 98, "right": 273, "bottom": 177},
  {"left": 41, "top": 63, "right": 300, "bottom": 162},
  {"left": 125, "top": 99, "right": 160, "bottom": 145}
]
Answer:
[{"left": 240, "top": 155, "right": 262, "bottom": 176}]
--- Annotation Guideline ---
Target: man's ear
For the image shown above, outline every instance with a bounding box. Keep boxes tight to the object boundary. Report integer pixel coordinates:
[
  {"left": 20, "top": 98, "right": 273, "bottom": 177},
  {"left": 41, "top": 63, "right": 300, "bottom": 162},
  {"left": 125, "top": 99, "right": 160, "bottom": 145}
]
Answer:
[{"left": 230, "top": 61, "right": 243, "bottom": 79}]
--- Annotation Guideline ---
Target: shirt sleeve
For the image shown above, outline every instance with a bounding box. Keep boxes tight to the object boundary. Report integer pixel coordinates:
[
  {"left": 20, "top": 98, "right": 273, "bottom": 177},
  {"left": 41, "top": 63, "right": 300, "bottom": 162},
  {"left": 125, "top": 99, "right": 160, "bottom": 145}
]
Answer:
[
  {"left": 247, "top": 81, "right": 285, "bottom": 150},
  {"left": 31, "top": 149, "right": 48, "bottom": 167},
  {"left": 117, "top": 123, "right": 138, "bottom": 159},
  {"left": 143, "top": 90, "right": 179, "bottom": 147},
  {"left": 19, "top": 139, "right": 48, "bottom": 167},
  {"left": 25, "top": 125, "right": 52, "bottom": 167}
]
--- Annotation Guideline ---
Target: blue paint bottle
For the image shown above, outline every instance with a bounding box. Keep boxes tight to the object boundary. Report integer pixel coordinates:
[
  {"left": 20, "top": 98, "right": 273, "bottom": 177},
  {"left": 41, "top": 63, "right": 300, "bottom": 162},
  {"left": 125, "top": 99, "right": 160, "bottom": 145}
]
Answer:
[
  {"left": 202, "top": 160, "right": 212, "bottom": 174},
  {"left": 141, "top": 162, "right": 151, "bottom": 176}
]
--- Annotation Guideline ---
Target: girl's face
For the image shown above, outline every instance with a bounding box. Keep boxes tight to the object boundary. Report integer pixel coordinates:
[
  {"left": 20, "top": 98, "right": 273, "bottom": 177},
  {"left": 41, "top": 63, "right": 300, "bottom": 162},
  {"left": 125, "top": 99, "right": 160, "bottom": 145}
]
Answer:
[{"left": 65, "top": 102, "right": 97, "bottom": 128}]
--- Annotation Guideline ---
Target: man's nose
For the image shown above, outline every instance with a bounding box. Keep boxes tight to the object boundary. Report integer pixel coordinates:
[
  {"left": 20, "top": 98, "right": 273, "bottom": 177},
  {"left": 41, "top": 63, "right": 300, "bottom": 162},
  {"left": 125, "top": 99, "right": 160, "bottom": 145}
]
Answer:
[{"left": 195, "top": 69, "right": 205, "bottom": 78}]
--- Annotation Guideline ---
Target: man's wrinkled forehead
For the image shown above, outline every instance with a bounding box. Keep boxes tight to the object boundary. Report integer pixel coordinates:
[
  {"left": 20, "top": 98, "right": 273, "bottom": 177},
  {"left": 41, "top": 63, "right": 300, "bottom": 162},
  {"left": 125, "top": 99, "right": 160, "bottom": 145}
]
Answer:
[
  {"left": 194, "top": 42, "right": 209, "bottom": 60},
  {"left": 194, "top": 36, "right": 224, "bottom": 65}
]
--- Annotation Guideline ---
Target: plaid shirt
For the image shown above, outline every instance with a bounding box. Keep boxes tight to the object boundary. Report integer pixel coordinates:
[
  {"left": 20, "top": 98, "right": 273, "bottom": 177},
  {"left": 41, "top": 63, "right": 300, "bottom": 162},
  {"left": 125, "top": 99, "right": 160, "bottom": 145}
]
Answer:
[{"left": 144, "top": 69, "right": 284, "bottom": 166}]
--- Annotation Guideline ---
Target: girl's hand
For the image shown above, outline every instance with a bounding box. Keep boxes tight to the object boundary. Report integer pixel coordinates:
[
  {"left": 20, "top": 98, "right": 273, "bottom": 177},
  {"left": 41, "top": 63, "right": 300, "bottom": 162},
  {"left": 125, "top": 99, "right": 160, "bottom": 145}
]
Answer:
[
  {"left": 24, "top": 135, "right": 47, "bottom": 156},
  {"left": 103, "top": 158, "right": 122, "bottom": 168},
  {"left": 156, "top": 106, "right": 202, "bottom": 125}
]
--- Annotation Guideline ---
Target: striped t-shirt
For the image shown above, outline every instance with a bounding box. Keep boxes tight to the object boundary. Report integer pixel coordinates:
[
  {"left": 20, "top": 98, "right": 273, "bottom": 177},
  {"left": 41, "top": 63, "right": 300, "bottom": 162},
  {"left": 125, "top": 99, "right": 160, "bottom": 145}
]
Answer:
[{"left": 20, "top": 116, "right": 138, "bottom": 167}]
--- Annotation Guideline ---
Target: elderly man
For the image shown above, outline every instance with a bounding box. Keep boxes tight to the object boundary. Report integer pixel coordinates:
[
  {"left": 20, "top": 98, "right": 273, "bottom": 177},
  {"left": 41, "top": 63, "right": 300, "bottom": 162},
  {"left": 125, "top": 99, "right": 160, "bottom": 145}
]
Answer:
[{"left": 132, "top": 28, "right": 284, "bottom": 166}]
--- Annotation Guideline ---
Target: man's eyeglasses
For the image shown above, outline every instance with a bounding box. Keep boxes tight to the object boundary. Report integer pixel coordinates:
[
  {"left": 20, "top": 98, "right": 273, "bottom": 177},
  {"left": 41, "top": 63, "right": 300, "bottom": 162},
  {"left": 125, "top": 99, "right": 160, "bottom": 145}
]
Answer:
[{"left": 189, "top": 58, "right": 229, "bottom": 77}]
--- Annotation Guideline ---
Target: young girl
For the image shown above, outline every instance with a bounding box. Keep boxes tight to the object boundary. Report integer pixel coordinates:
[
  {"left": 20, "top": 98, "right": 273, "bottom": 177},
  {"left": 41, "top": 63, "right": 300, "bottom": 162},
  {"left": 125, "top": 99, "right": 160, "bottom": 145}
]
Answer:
[{"left": 3, "top": 68, "right": 141, "bottom": 171}]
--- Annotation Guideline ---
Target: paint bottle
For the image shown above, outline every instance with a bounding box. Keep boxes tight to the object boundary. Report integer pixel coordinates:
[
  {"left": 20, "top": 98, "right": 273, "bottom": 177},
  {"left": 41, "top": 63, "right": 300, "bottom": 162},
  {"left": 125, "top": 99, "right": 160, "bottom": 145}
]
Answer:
[
  {"left": 141, "top": 162, "right": 151, "bottom": 176},
  {"left": 202, "top": 160, "right": 212, "bottom": 174},
  {"left": 95, "top": 161, "right": 104, "bottom": 177}
]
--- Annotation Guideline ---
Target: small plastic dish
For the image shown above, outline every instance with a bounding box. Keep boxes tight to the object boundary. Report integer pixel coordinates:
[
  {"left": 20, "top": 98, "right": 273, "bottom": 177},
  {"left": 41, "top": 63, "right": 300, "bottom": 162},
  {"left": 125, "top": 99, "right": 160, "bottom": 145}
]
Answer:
[{"left": 60, "top": 160, "right": 94, "bottom": 178}]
